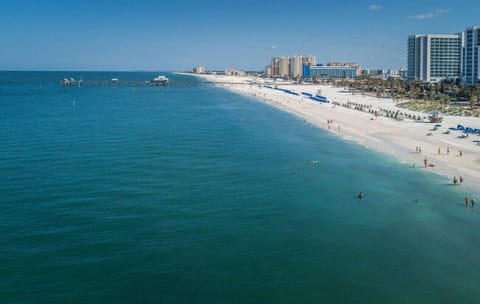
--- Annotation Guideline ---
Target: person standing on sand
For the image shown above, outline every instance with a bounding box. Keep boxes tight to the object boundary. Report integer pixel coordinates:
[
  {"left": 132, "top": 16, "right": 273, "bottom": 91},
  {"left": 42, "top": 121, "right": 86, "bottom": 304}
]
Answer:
[
  {"left": 438, "top": 148, "right": 441, "bottom": 154},
  {"left": 424, "top": 157, "right": 427, "bottom": 168},
  {"left": 447, "top": 147, "right": 450, "bottom": 155},
  {"left": 459, "top": 176, "right": 464, "bottom": 184},
  {"left": 460, "top": 150, "right": 463, "bottom": 157}
]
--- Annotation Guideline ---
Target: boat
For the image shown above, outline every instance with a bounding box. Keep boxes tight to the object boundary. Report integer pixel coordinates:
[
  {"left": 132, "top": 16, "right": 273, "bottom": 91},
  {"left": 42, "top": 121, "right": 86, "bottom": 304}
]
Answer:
[
  {"left": 428, "top": 110, "right": 443, "bottom": 123},
  {"left": 151, "top": 75, "right": 169, "bottom": 86}
]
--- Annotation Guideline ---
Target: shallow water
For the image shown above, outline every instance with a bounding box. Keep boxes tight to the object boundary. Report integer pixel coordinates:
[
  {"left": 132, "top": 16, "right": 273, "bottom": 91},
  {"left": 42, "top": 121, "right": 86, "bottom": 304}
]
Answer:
[{"left": 1, "top": 72, "right": 479, "bottom": 303}]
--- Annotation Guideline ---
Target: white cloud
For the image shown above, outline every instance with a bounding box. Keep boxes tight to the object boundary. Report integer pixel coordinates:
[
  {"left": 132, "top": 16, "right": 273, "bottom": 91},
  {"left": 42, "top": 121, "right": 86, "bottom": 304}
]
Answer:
[
  {"left": 409, "top": 8, "right": 451, "bottom": 20},
  {"left": 369, "top": 5, "right": 383, "bottom": 11}
]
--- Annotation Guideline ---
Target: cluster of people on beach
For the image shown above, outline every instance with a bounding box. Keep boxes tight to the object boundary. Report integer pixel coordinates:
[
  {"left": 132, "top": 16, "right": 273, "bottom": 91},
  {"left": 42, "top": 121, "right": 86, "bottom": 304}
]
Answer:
[
  {"left": 465, "top": 197, "right": 476, "bottom": 208},
  {"left": 326, "top": 119, "right": 333, "bottom": 130},
  {"left": 453, "top": 176, "right": 464, "bottom": 185}
]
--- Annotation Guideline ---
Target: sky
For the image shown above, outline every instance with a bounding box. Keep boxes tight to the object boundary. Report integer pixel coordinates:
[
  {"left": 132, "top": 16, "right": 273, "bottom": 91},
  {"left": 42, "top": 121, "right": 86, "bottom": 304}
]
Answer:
[{"left": 1, "top": 0, "right": 479, "bottom": 71}]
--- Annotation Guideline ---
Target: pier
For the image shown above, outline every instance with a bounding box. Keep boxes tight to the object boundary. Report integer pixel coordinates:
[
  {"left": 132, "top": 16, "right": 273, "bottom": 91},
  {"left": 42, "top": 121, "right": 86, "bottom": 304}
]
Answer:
[{"left": 60, "top": 78, "right": 301, "bottom": 87}]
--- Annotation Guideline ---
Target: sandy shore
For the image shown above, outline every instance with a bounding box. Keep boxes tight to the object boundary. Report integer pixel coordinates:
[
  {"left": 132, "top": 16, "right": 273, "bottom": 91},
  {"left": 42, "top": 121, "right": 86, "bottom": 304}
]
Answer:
[{"left": 187, "top": 73, "right": 480, "bottom": 195}]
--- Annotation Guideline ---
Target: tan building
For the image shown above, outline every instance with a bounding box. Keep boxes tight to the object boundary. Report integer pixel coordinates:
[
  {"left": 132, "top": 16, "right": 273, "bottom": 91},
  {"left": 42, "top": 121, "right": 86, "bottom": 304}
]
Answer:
[
  {"left": 225, "top": 69, "right": 245, "bottom": 76},
  {"left": 289, "top": 55, "right": 303, "bottom": 78},
  {"left": 271, "top": 57, "right": 280, "bottom": 76},
  {"left": 193, "top": 66, "right": 205, "bottom": 74},
  {"left": 269, "top": 55, "right": 317, "bottom": 78},
  {"left": 265, "top": 65, "right": 272, "bottom": 75},
  {"left": 279, "top": 56, "right": 290, "bottom": 78},
  {"left": 302, "top": 55, "right": 317, "bottom": 66}
]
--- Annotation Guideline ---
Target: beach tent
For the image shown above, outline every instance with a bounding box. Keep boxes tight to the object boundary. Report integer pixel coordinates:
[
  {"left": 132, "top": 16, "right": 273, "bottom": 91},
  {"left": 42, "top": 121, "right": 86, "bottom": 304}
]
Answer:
[
  {"left": 457, "top": 124, "right": 465, "bottom": 131},
  {"left": 465, "top": 127, "right": 475, "bottom": 134},
  {"left": 309, "top": 96, "right": 329, "bottom": 103}
]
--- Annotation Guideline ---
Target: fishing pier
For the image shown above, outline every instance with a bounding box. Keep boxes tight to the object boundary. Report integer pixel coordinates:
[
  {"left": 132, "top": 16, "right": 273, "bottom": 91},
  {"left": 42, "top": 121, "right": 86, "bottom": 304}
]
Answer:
[{"left": 61, "top": 78, "right": 300, "bottom": 87}]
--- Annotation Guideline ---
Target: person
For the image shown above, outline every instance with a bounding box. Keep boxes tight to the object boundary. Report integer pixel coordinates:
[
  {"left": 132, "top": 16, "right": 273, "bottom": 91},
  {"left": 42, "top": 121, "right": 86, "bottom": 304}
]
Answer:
[
  {"left": 447, "top": 146, "right": 450, "bottom": 155},
  {"left": 438, "top": 147, "right": 441, "bottom": 154},
  {"left": 358, "top": 192, "right": 364, "bottom": 199},
  {"left": 459, "top": 176, "right": 464, "bottom": 184},
  {"left": 471, "top": 198, "right": 476, "bottom": 208},
  {"left": 453, "top": 176, "right": 458, "bottom": 185},
  {"left": 424, "top": 157, "right": 428, "bottom": 168},
  {"left": 465, "top": 197, "right": 469, "bottom": 207},
  {"left": 460, "top": 150, "right": 463, "bottom": 157}
]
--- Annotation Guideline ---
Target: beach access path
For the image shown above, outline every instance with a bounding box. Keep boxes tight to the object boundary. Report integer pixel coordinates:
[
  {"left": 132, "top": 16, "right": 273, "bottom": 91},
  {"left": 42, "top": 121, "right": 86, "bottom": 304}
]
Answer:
[{"left": 189, "top": 74, "right": 480, "bottom": 195}]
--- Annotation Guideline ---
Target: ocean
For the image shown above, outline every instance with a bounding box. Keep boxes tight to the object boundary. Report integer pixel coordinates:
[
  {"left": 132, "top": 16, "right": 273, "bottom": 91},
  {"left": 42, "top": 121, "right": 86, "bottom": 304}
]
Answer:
[{"left": 1, "top": 71, "right": 479, "bottom": 303}]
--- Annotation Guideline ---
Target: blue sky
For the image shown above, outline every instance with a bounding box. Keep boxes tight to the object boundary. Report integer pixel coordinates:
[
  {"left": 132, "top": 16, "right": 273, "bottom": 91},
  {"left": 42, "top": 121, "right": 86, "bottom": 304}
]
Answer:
[{"left": 1, "top": 0, "right": 478, "bottom": 71}]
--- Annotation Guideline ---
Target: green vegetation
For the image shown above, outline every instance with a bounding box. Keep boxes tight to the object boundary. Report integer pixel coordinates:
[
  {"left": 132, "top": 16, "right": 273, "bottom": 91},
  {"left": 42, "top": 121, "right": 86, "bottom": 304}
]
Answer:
[{"left": 331, "top": 77, "right": 480, "bottom": 117}]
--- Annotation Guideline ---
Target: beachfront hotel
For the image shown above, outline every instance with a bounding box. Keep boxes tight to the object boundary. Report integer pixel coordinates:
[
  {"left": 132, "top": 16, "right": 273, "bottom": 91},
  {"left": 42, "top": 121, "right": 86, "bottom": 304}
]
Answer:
[
  {"left": 303, "top": 65, "right": 358, "bottom": 79},
  {"left": 407, "top": 34, "right": 463, "bottom": 83},
  {"left": 266, "top": 56, "right": 360, "bottom": 80},
  {"left": 267, "top": 55, "right": 316, "bottom": 78},
  {"left": 407, "top": 25, "right": 480, "bottom": 84},
  {"left": 463, "top": 26, "right": 480, "bottom": 84}
]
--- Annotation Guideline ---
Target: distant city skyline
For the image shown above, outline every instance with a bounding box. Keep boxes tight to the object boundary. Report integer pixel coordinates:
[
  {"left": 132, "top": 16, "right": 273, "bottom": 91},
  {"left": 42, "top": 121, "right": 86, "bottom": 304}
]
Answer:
[{"left": 1, "top": 0, "right": 480, "bottom": 71}]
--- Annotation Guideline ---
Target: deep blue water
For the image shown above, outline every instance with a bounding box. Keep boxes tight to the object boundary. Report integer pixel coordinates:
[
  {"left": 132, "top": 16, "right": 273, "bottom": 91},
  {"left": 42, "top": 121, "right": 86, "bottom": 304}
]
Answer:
[{"left": 1, "top": 71, "right": 479, "bottom": 303}]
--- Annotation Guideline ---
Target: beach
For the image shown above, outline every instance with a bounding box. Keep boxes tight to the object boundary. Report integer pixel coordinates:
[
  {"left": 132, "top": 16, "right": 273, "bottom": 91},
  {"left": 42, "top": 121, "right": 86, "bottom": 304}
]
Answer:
[{"left": 190, "top": 73, "right": 480, "bottom": 194}]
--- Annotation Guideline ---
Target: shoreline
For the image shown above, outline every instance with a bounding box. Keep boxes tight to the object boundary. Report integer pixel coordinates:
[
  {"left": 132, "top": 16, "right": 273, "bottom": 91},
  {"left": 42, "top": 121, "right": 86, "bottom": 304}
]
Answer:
[{"left": 186, "top": 73, "right": 480, "bottom": 196}]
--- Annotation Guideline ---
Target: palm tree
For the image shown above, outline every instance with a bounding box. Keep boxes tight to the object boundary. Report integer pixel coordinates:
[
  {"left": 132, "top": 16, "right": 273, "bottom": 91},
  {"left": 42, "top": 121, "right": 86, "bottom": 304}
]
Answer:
[{"left": 470, "top": 91, "right": 478, "bottom": 110}]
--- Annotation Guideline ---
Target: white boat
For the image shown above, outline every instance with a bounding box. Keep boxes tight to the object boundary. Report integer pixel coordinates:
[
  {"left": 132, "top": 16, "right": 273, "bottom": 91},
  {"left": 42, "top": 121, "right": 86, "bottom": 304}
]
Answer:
[{"left": 151, "top": 75, "right": 169, "bottom": 85}]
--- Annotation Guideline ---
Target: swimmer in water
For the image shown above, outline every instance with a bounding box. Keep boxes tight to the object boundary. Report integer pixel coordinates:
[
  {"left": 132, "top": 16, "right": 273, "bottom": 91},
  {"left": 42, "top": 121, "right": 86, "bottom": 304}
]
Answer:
[{"left": 358, "top": 192, "right": 364, "bottom": 199}]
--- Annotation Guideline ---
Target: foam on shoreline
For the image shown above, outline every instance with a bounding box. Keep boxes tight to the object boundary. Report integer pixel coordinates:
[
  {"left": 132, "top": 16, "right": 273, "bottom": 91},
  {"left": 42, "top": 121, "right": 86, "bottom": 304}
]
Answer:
[{"left": 188, "top": 73, "right": 480, "bottom": 195}]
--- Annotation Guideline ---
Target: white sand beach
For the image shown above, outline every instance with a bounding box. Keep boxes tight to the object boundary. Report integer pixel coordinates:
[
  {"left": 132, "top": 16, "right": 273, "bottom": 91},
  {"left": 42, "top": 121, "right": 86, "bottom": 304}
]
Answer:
[{"left": 190, "top": 74, "right": 480, "bottom": 194}]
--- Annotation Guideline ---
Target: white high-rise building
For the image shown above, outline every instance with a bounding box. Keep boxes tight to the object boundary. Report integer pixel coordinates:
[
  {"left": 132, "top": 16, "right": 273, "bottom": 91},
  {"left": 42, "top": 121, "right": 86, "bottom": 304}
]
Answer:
[
  {"left": 462, "top": 26, "right": 480, "bottom": 84},
  {"left": 407, "top": 34, "right": 463, "bottom": 82}
]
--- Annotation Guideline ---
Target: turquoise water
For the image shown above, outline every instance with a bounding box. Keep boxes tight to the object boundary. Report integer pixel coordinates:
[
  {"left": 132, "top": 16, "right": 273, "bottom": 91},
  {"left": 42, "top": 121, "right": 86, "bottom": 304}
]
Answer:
[{"left": 1, "top": 72, "right": 479, "bottom": 303}]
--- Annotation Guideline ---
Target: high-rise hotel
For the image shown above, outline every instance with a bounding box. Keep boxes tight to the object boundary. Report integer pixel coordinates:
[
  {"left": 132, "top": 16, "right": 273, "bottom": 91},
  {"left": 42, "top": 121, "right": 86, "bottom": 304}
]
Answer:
[
  {"left": 407, "top": 34, "right": 463, "bottom": 83},
  {"left": 407, "top": 26, "right": 480, "bottom": 84},
  {"left": 463, "top": 26, "right": 480, "bottom": 84},
  {"left": 266, "top": 55, "right": 316, "bottom": 78}
]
